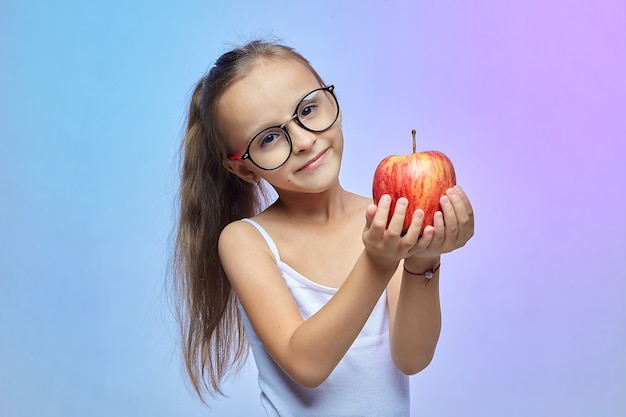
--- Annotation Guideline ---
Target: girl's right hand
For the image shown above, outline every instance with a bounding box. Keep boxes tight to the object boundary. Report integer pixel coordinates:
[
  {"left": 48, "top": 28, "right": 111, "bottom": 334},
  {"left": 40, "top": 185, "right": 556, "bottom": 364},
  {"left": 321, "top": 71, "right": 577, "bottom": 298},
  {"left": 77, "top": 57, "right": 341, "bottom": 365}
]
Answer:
[{"left": 363, "top": 194, "right": 435, "bottom": 273}]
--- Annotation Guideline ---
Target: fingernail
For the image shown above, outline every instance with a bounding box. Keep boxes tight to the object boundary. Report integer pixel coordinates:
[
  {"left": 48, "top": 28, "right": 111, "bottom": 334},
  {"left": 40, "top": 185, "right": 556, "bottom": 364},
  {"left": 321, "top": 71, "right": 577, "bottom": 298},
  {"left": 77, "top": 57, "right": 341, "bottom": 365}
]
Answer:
[
  {"left": 441, "top": 196, "right": 450, "bottom": 204},
  {"left": 397, "top": 198, "right": 407, "bottom": 207}
]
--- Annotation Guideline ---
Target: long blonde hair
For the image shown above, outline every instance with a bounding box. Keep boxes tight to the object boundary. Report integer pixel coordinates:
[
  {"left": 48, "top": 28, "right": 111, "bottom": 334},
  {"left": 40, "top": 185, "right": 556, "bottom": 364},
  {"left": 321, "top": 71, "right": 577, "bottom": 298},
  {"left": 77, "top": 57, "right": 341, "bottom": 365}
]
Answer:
[{"left": 172, "top": 40, "right": 324, "bottom": 401}]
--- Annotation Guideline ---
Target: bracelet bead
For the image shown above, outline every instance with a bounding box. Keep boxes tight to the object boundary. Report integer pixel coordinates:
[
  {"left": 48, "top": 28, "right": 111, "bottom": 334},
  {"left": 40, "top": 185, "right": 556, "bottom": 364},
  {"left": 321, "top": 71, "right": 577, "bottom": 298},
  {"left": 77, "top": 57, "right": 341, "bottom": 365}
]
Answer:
[{"left": 403, "top": 262, "right": 441, "bottom": 283}]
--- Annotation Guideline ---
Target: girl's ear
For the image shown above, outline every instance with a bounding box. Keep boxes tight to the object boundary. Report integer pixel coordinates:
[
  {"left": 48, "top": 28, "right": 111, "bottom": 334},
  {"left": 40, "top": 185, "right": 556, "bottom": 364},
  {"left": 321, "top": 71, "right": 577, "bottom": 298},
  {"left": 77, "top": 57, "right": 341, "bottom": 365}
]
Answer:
[{"left": 222, "top": 158, "right": 258, "bottom": 184}]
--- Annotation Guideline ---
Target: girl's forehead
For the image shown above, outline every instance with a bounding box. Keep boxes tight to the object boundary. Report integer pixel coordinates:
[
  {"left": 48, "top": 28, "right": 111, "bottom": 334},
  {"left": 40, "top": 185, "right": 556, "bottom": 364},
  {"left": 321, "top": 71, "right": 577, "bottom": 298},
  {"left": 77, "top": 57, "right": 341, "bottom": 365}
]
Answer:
[
  {"left": 218, "top": 59, "right": 320, "bottom": 135},
  {"left": 239, "top": 58, "right": 318, "bottom": 96},
  {"left": 219, "top": 59, "right": 320, "bottom": 117}
]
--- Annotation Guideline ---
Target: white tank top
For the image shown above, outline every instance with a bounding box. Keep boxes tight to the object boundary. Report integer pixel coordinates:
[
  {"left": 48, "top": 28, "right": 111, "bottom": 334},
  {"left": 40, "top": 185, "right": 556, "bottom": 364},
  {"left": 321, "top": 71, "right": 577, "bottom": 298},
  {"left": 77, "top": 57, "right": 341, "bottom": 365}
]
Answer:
[{"left": 239, "top": 218, "right": 410, "bottom": 417}]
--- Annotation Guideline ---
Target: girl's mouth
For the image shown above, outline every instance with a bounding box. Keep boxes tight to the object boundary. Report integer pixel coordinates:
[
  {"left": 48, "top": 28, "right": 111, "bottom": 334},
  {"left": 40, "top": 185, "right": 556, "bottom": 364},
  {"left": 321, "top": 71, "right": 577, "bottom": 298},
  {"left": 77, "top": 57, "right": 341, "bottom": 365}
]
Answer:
[{"left": 296, "top": 148, "right": 329, "bottom": 172}]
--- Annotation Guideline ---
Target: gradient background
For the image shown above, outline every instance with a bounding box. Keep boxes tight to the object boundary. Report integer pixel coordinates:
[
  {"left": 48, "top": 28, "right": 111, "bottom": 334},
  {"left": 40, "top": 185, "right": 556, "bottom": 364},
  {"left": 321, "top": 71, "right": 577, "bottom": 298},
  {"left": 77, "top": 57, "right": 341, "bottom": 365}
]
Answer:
[{"left": 2, "top": 1, "right": 625, "bottom": 416}]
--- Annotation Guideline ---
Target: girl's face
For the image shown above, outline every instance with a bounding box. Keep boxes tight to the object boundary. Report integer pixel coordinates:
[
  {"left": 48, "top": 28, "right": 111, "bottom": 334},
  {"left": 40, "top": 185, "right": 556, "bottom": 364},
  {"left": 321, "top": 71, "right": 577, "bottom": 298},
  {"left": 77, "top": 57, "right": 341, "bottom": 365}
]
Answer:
[{"left": 218, "top": 58, "right": 343, "bottom": 194}]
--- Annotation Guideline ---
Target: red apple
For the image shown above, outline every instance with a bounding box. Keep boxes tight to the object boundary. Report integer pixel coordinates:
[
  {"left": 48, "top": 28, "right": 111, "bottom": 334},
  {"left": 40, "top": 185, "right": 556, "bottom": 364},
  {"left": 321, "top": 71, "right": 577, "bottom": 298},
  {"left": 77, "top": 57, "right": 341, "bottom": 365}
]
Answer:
[{"left": 372, "top": 130, "right": 457, "bottom": 234}]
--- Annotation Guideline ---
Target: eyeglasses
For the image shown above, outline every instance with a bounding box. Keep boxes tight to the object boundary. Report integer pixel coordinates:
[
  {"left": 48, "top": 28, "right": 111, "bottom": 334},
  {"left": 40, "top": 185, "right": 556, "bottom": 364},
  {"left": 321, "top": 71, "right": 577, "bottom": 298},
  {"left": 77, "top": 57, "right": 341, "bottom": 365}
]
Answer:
[{"left": 229, "top": 85, "right": 339, "bottom": 170}]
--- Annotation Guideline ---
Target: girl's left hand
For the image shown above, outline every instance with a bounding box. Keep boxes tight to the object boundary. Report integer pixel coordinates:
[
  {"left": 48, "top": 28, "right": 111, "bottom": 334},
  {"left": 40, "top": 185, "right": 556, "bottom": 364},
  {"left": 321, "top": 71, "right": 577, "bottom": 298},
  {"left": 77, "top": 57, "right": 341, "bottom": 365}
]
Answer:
[{"left": 408, "top": 185, "right": 474, "bottom": 260}]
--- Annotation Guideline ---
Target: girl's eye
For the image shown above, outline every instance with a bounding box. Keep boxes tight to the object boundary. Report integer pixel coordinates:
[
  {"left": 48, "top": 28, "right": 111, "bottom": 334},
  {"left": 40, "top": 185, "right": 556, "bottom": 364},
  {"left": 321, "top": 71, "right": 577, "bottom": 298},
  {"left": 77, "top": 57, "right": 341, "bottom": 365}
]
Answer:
[
  {"left": 300, "top": 103, "right": 318, "bottom": 119},
  {"left": 259, "top": 131, "right": 282, "bottom": 147}
]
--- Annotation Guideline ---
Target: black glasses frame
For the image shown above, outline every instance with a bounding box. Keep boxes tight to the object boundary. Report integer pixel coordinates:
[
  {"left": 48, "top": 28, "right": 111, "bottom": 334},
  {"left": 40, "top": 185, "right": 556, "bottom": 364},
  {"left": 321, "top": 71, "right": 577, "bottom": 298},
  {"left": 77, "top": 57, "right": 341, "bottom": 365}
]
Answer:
[{"left": 229, "top": 85, "right": 339, "bottom": 170}]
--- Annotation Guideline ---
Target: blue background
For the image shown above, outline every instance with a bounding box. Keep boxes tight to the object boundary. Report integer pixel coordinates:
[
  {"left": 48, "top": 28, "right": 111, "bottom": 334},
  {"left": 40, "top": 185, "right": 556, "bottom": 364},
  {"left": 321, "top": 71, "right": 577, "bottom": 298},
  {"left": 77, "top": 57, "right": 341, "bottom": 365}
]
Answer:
[{"left": 2, "top": 1, "right": 625, "bottom": 416}]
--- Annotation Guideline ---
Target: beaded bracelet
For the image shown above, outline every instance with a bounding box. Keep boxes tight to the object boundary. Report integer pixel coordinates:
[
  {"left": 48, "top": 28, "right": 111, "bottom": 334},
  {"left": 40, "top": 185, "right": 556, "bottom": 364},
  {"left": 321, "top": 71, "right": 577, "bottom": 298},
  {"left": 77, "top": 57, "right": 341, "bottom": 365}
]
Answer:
[{"left": 403, "top": 262, "right": 441, "bottom": 285}]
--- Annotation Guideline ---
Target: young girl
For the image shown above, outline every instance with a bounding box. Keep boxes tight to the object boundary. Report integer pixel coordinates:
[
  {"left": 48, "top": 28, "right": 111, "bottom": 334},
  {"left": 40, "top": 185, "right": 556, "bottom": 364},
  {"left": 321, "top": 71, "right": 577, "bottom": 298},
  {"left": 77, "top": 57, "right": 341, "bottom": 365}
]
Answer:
[{"left": 172, "top": 40, "right": 474, "bottom": 416}]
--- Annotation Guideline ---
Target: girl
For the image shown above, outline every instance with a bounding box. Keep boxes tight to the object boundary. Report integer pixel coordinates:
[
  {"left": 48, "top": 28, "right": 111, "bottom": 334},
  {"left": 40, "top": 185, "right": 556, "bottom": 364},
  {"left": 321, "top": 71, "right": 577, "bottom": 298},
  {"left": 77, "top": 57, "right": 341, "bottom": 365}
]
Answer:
[{"left": 172, "top": 40, "right": 474, "bottom": 417}]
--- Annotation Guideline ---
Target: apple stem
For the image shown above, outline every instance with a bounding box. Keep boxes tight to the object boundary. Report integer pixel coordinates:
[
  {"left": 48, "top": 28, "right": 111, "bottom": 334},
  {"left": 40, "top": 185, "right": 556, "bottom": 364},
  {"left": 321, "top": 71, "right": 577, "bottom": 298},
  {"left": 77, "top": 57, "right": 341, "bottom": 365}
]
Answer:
[{"left": 412, "top": 129, "right": 416, "bottom": 153}]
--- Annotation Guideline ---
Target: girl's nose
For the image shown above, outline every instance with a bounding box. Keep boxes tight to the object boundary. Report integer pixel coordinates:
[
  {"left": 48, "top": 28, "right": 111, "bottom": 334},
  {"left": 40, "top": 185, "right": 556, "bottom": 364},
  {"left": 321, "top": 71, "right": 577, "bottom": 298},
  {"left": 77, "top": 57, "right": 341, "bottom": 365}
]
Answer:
[{"left": 285, "top": 120, "right": 316, "bottom": 154}]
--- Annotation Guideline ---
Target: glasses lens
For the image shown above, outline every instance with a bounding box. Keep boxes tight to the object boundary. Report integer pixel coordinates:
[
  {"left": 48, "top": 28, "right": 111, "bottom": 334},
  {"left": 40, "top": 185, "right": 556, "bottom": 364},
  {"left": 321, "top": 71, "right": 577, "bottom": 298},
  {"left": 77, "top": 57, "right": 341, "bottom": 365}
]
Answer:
[
  {"left": 245, "top": 87, "right": 339, "bottom": 170},
  {"left": 297, "top": 88, "right": 339, "bottom": 132},
  {"left": 248, "top": 127, "right": 292, "bottom": 170}
]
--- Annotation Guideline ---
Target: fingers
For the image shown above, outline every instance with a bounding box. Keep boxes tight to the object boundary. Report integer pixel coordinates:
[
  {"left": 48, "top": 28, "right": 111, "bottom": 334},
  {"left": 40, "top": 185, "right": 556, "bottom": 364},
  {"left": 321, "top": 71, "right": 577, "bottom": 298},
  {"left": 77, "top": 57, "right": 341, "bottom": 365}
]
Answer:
[
  {"left": 430, "top": 210, "right": 446, "bottom": 246},
  {"left": 366, "top": 194, "right": 392, "bottom": 240},
  {"left": 440, "top": 194, "right": 458, "bottom": 240},
  {"left": 363, "top": 195, "right": 422, "bottom": 269},
  {"left": 366, "top": 194, "right": 422, "bottom": 246},
  {"left": 446, "top": 185, "right": 474, "bottom": 241},
  {"left": 369, "top": 195, "right": 411, "bottom": 235},
  {"left": 366, "top": 191, "right": 474, "bottom": 262},
  {"left": 364, "top": 203, "right": 377, "bottom": 228},
  {"left": 387, "top": 197, "right": 410, "bottom": 235},
  {"left": 402, "top": 208, "right": 425, "bottom": 243},
  {"left": 410, "top": 221, "right": 435, "bottom": 252},
  {"left": 453, "top": 185, "right": 474, "bottom": 217}
]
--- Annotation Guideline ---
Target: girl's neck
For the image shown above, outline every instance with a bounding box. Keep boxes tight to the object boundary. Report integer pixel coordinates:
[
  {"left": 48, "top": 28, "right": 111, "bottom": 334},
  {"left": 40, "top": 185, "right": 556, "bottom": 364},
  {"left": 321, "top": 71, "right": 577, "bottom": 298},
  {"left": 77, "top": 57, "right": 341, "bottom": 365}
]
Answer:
[{"left": 270, "top": 182, "right": 356, "bottom": 224}]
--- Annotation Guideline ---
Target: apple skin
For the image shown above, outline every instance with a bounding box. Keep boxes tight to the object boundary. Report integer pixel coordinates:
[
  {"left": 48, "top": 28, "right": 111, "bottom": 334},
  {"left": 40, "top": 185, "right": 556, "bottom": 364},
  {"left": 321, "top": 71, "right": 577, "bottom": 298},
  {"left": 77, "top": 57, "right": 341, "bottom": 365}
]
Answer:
[{"left": 372, "top": 150, "right": 457, "bottom": 234}]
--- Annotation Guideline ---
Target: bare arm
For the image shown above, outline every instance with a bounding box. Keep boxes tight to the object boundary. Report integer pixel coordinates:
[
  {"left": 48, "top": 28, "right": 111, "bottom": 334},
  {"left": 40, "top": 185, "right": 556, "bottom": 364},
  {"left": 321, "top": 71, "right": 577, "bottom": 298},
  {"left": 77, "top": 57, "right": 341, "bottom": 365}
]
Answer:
[
  {"left": 387, "top": 185, "right": 475, "bottom": 374},
  {"left": 387, "top": 256, "right": 442, "bottom": 374},
  {"left": 219, "top": 194, "right": 432, "bottom": 388}
]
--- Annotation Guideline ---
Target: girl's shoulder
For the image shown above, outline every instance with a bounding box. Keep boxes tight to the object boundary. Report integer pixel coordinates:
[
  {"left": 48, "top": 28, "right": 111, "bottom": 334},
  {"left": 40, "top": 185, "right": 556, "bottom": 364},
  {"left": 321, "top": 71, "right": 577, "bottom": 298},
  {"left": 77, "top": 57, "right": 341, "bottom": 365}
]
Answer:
[
  {"left": 218, "top": 217, "right": 278, "bottom": 264},
  {"left": 342, "top": 191, "right": 374, "bottom": 217},
  {"left": 349, "top": 191, "right": 374, "bottom": 207}
]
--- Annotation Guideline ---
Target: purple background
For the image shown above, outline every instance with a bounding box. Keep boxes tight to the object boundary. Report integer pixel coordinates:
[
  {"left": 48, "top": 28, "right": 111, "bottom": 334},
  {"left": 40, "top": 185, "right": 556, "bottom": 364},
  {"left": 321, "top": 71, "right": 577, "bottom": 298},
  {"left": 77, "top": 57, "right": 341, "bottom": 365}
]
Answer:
[{"left": 2, "top": 1, "right": 625, "bottom": 415}]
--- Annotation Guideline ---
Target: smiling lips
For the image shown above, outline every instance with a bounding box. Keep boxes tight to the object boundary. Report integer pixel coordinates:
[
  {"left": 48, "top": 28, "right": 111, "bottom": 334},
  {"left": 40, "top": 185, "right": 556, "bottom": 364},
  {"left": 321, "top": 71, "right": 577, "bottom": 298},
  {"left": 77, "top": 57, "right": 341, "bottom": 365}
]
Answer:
[{"left": 297, "top": 148, "right": 330, "bottom": 172}]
